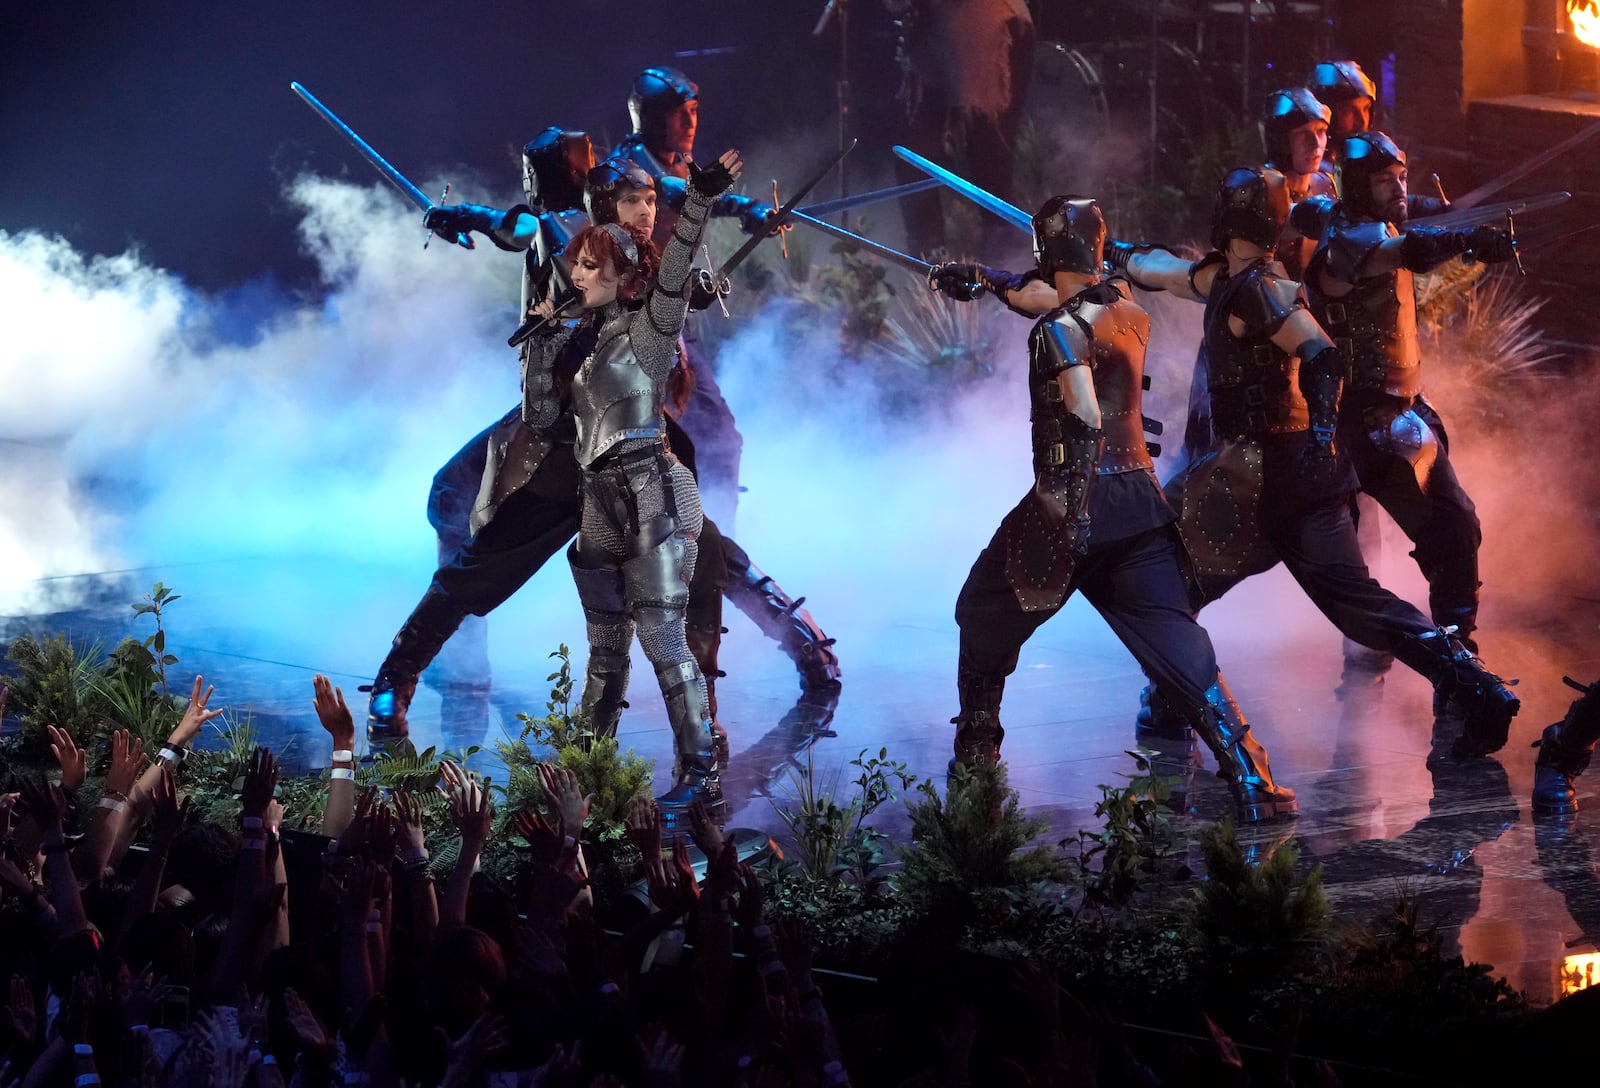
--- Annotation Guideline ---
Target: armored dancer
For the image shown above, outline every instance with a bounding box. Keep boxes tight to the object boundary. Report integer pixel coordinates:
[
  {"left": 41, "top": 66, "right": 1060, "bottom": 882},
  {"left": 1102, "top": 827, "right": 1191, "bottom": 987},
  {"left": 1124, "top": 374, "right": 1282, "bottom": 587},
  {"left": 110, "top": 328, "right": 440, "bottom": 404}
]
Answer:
[
  {"left": 545, "top": 150, "right": 744, "bottom": 819},
  {"left": 366, "top": 128, "right": 598, "bottom": 745},
  {"left": 1108, "top": 166, "right": 1521, "bottom": 759},
  {"left": 1299, "top": 132, "right": 1513, "bottom": 664},
  {"left": 613, "top": 66, "right": 842, "bottom": 691},
  {"left": 938, "top": 197, "right": 1298, "bottom": 822}
]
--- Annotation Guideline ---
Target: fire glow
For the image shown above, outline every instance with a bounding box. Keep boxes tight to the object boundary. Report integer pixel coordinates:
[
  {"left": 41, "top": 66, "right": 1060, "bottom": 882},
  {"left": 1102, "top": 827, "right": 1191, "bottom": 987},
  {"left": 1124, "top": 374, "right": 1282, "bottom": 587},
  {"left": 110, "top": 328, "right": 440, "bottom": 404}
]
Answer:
[
  {"left": 1562, "top": 951, "right": 1600, "bottom": 996},
  {"left": 1570, "top": 0, "right": 1600, "bottom": 49}
]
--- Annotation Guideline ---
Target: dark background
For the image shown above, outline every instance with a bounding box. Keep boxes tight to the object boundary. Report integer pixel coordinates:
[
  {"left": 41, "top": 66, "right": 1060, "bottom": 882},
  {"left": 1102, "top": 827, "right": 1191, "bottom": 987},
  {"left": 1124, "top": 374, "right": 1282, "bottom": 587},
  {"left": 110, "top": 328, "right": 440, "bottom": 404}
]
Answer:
[{"left": 0, "top": 0, "right": 917, "bottom": 293}]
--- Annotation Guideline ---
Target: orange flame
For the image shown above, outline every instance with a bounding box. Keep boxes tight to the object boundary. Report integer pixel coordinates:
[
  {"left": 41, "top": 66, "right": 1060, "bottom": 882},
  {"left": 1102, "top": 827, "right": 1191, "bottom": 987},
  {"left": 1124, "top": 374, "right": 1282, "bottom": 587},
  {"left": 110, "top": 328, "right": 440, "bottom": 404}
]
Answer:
[{"left": 1571, "top": 0, "right": 1600, "bottom": 49}]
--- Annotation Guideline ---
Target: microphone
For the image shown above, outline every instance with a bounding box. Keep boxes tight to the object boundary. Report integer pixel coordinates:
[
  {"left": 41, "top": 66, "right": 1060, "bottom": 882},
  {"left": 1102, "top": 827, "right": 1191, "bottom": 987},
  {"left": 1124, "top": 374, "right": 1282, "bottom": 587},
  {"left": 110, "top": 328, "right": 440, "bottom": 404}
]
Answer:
[{"left": 507, "top": 287, "right": 583, "bottom": 347}]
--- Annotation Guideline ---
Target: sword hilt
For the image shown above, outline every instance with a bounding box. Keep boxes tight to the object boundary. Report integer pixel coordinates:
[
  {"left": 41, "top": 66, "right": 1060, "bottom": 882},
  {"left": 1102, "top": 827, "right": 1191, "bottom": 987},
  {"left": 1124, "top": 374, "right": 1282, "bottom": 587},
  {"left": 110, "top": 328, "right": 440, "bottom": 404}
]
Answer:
[
  {"left": 1506, "top": 211, "right": 1526, "bottom": 277},
  {"left": 424, "top": 183, "right": 450, "bottom": 249},
  {"left": 702, "top": 245, "right": 731, "bottom": 318}
]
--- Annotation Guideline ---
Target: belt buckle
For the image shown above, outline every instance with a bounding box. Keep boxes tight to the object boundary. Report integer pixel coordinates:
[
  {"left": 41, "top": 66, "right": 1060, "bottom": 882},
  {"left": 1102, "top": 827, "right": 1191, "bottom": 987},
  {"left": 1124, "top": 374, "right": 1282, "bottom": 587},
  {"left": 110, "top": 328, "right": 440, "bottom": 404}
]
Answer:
[
  {"left": 1326, "top": 302, "right": 1348, "bottom": 325},
  {"left": 1044, "top": 443, "right": 1066, "bottom": 467}
]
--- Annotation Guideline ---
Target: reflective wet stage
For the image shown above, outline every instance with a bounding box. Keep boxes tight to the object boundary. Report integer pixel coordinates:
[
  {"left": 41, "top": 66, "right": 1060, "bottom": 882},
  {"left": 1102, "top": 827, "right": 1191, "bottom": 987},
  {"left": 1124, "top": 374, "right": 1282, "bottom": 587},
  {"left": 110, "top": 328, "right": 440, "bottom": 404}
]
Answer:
[{"left": 5, "top": 548, "right": 1598, "bottom": 1006}]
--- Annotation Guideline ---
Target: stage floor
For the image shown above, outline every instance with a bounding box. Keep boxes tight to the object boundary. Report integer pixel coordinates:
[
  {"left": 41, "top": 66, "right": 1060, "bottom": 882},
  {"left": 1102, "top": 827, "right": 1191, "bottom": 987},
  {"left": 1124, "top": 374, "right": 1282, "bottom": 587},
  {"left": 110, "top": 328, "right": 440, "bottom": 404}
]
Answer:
[{"left": 5, "top": 553, "right": 1599, "bottom": 1006}]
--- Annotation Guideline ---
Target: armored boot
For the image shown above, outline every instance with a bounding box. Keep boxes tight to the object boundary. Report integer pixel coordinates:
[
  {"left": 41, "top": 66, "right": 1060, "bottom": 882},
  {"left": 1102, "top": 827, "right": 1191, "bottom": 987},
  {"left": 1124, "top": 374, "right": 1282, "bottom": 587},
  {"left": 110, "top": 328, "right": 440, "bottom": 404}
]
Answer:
[
  {"left": 1187, "top": 677, "right": 1298, "bottom": 821},
  {"left": 1134, "top": 684, "right": 1203, "bottom": 811},
  {"left": 570, "top": 548, "right": 635, "bottom": 740},
  {"left": 1394, "top": 627, "right": 1520, "bottom": 758},
  {"left": 1136, "top": 683, "right": 1194, "bottom": 739},
  {"left": 656, "top": 661, "right": 724, "bottom": 830},
  {"left": 577, "top": 647, "right": 631, "bottom": 740},
  {"left": 365, "top": 585, "right": 472, "bottom": 747},
  {"left": 722, "top": 539, "right": 842, "bottom": 691},
  {"left": 1533, "top": 677, "right": 1600, "bottom": 816},
  {"left": 685, "top": 592, "right": 730, "bottom": 768},
  {"left": 949, "top": 671, "right": 1005, "bottom": 774}
]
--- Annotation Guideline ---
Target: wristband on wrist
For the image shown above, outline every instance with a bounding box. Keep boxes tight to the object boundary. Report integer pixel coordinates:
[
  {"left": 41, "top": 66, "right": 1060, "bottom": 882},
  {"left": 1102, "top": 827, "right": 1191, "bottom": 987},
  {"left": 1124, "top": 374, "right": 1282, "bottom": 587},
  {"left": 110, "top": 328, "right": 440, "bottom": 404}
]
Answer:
[
  {"left": 329, "top": 768, "right": 355, "bottom": 781},
  {"left": 242, "top": 816, "right": 264, "bottom": 830},
  {"left": 159, "top": 746, "right": 186, "bottom": 765},
  {"left": 598, "top": 981, "right": 619, "bottom": 995},
  {"left": 261, "top": 1055, "right": 277, "bottom": 1067},
  {"left": 751, "top": 924, "right": 772, "bottom": 939},
  {"left": 74, "top": 1043, "right": 94, "bottom": 1056},
  {"left": 331, "top": 749, "right": 354, "bottom": 763},
  {"left": 76, "top": 1076, "right": 100, "bottom": 1087},
  {"left": 343, "top": 1071, "right": 371, "bottom": 1084},
  {"left": 97, "top": 797, "right": 128, "bottom": 812}
]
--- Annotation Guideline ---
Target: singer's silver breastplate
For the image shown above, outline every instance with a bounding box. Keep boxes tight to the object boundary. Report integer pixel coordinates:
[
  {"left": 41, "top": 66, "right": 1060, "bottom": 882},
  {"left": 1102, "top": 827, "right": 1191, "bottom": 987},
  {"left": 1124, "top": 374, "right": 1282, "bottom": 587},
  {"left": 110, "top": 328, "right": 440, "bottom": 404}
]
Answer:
[{"left": 570, "top": 306, "right": 666, "bottom": 468}]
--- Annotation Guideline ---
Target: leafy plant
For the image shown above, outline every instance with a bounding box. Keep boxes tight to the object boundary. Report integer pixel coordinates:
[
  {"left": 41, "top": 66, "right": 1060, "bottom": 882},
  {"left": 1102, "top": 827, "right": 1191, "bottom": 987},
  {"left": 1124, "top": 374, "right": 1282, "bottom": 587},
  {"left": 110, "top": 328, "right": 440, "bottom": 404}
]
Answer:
[
  {"left": 1188, "top": 821, "right": 1329, "bottom": 993},
  {"left": 2, "top": 632, "right": 105, "bottom": 742},
  {"left": 876, "top": 283, "right": 996, "bottom": 383},
  {"left": 87, "top": 639, "right": 183, "bottom": 747},
  {"left": 895, "top": 762, "right": 1064, "bottom": 922},
  {"left": 1070, "top": 749, "right": 1191, "bottom": 916},
  {"left": 811, "top": 228, "right": 899, "bottom": 353},
  {"left": 769, "top": 746, "right": 916, "bottom": 887},
  {"left": 130, "top": 581, "right": 182, "bottom": 695},
  {"left": 498, "top": 645, "right": 653, "bottom": 846}
]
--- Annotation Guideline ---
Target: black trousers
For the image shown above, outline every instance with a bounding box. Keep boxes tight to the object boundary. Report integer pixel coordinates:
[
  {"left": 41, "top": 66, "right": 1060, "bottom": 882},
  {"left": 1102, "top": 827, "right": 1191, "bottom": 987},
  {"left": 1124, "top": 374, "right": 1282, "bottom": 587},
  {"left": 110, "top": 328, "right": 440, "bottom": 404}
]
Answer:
[
  {"left": 955, "top": 524, "right": 1219, "bottom": 712},
  {"left": 1192, "top": 490, "right": 1437, "bottom": 657},
  {"left": 430, "top": 449, "right": 582, "bottom": 618},
  {"left": 1343, "top": 396, "right": 1482, "bottom": 636}
]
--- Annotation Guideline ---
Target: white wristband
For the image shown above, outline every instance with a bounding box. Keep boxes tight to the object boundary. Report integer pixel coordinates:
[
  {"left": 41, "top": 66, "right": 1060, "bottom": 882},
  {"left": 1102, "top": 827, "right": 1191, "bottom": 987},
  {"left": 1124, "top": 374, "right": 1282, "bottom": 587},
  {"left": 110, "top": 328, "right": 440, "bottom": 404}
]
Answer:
[
  {"left": 329, "top": 768, "right": 355, "bottom": 781},
  {"left": 97, "top": 797, "right": 128, "bottom": 813},
  {"left": 331, "top": 750, "right": 354, "bottom": 763},
  {"left": 74, "top": 1044, "right": 95, "bottom": 1056},
  {"left": 242, "top": 816, "right": 264, "bottom": 829},
  {"left": 159, "top": 746, "right": 185, "bottom": 765}
]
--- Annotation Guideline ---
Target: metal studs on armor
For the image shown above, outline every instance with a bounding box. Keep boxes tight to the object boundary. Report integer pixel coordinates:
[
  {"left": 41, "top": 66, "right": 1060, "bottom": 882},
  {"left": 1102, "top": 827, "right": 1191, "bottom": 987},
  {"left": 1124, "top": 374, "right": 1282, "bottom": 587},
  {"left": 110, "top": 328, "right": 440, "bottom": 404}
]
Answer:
[
  {"left": 1032, "top": 195, "right": 1107, "bottom": 279},
  {"left": 1260, "top": 88, "right": 1331, "bottom": 168},
  {"left": 1335, "top": 131, "right": 1406, "bottom": 222},
  {"left": 1308, "top": 60, "right": 1376, "bottom": 107},
  {"left": 586, "top": 156, "right": 658, "bottom": 224},
  {"left": 1211, "top": 167, "right": 1292, "bottom": 253},
  {"left": 523, "top": 127, "right": 597, "bottom": 212}
]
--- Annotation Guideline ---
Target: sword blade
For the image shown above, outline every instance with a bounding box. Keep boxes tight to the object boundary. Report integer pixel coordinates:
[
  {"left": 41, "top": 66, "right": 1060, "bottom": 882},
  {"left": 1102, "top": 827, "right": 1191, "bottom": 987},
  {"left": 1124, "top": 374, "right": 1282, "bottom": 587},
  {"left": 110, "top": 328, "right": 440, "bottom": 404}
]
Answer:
[
  {"left": 891, "top": 145, "right": 1032, "bottom": 233},
  {"left": 1409, "top": 191, "right": 1571, "bottom": 231},
  {"left": 291, "top": 82, "right": 434, "bottom": 212},
  {"left": 1451, "top": 115, "right": 1600, "bottom": 209},
  {"left": 789, "top": 211, "right": 935, "bottom": 277},
  {"left": 795, "top": 177, "right": 943, "bottom": 219},
  {"left": 714, "top": 139, "right": 857, "bottom": 279}
]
